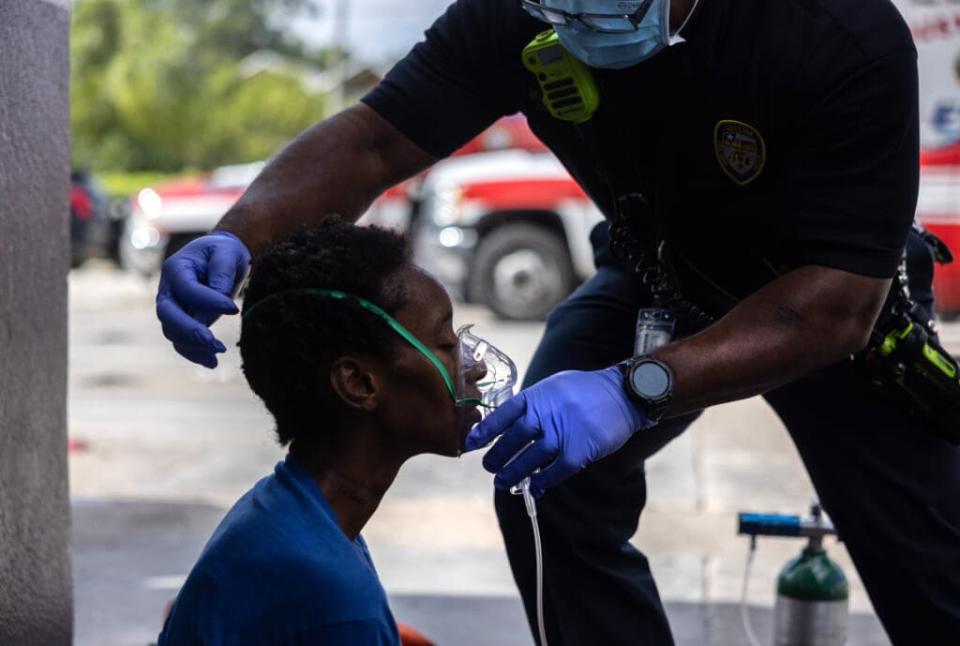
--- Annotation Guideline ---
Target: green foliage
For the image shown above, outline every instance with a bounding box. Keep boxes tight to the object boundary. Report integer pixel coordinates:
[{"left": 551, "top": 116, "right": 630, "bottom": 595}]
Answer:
[
  {"left": 71, "top": 0, "right": 328, "bottom": 172},
  {"left": 97, "top": 170, "right": 195, "bottom": 199}
]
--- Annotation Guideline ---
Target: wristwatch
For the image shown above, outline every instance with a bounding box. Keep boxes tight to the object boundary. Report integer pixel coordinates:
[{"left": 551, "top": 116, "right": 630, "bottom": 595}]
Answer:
[{"left": 619, "top": 357, "right": 674, "bottom": 422}]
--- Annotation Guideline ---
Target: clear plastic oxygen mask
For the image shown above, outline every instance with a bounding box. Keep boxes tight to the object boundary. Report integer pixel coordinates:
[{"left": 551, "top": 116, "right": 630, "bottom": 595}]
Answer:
[{"left": 457, "top": 324, "right": 518, "bottom": 412}]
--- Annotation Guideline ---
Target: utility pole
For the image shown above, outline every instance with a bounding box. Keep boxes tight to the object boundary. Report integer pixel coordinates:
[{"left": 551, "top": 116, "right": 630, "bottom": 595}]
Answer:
[{"left": 332, "top": 0, "right": 349, "bottom": 113}]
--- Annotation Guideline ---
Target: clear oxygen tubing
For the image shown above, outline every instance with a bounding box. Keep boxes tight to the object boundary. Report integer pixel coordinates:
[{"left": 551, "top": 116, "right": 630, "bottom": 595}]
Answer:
[
  {"left": 515, "top": 477, "right": 548, "bottom": 646},
  {"left": 741, "top": 536, "right": 763, "bottom": 646}
]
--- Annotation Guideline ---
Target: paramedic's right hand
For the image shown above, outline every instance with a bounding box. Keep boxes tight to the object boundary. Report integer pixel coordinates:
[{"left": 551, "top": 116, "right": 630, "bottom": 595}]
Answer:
[
  {"left": 465, "top": 367, "right": 656, "bottom": 497},
  {"left": 156, "top": 231, "right": 250, "bottom": 368}
]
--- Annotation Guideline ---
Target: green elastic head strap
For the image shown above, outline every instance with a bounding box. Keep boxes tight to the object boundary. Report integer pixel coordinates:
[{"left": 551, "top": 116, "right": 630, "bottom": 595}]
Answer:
[{"left": 242, "top": 288, "right": 460, "bottom": 402}]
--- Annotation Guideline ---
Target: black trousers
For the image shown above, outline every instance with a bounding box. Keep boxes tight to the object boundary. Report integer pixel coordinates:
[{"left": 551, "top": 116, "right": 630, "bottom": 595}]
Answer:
[{"left": 494, "top": 227, "right": 960, "bottom": 645}]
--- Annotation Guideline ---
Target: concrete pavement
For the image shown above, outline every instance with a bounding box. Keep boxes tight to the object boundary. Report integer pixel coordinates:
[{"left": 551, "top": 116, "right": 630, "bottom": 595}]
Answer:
[{"left": 71, "top": 499, "right": 889, "bottom": 646}]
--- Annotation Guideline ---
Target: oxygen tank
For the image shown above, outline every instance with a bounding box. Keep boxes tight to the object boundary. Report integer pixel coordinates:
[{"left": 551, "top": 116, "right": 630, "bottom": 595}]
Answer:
[
  {"left": 773, "top": 544, "right": 849, "bottom": 646},
  {"left": 738, "top": 501, "right": 849, "bottom": 646}
]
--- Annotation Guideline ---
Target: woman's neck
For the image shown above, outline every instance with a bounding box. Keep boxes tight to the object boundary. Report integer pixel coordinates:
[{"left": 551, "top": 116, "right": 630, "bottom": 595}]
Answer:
[{"left": 291, "top": 432, "right": 406, "bottom": 540}]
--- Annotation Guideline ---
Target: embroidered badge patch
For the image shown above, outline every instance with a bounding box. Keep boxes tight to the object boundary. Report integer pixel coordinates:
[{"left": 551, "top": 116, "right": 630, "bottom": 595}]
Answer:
[{"left": 714, "top": 120, "right": 766, "bottom": 186}]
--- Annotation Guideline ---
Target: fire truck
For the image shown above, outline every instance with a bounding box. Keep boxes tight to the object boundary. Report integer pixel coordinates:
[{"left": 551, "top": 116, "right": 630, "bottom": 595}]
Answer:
[
  {"left": 403, "top": 148, "right": 603, "bottom": 320},
  {"left": 363, "top": 116, "right": 603, "bottom": 321}
]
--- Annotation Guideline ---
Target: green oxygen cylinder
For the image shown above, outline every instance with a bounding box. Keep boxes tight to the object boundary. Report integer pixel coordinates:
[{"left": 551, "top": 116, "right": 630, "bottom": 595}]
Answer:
[{"left": 773, "top": 540, "right": 849, "bottom": 646}]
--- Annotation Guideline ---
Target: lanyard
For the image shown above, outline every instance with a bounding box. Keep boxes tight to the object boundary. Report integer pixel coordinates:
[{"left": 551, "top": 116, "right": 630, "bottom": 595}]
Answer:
[{"left": 573, "top": 50, "right": 715, "bottom": 325}]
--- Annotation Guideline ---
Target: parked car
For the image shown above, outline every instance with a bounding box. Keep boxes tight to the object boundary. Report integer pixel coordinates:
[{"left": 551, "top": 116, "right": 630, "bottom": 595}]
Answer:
[
  {"left": 411, "top": 149, "right": 604, "bottom": 320},
  {"left": 120, "top": 162, "right": 264, "bottom": 276},
  {"left": 70, "top": 170, "right": 111, "bottom": 268}
]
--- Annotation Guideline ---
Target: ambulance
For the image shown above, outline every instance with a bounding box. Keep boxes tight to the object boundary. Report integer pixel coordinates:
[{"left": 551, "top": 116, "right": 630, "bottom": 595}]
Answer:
[{"left": 897, "top": 0, "right": 960, "bottom": 316}]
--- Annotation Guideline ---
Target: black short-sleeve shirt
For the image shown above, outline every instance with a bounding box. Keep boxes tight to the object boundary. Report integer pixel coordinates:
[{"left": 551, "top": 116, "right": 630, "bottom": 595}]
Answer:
[{"left": 363, "top": 0, "right": 920, "bottom": 305}]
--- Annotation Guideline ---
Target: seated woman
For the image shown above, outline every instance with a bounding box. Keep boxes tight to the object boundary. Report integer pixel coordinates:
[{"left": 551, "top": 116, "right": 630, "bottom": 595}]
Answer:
[{"left": 158, "top": 218, "right": 490, "bottom": 645}]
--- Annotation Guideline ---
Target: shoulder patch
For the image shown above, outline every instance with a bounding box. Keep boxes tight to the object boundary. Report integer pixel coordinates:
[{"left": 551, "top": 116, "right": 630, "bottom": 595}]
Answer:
[{"left": 714, "top": 120, "right": 766, "bottom": 186}]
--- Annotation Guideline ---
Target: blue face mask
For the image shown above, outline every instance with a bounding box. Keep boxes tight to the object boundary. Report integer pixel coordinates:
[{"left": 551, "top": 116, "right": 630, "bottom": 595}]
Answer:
[{"left": 542, "top": 0, "right": 672, "bottom": 70}]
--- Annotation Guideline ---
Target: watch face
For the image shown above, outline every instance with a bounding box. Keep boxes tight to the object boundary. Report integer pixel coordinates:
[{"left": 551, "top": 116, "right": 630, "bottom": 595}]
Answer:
[{"left": 630, "top": 362, "right": 670, "bottom": 400}]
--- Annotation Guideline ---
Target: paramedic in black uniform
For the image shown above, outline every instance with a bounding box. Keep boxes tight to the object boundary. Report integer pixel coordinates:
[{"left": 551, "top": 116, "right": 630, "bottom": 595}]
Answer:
[{"left": 154, "top": 0, "right": 960, "bottom": 643}]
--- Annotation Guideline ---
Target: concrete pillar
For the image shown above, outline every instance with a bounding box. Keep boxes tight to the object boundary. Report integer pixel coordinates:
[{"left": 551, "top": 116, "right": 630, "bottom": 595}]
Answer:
[{"left": 0, "top": 0, "right": 73, "bottom": 643}]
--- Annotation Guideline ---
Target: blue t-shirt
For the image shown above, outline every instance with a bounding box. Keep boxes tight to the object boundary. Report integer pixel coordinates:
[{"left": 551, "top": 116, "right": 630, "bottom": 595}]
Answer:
[{"left": 158, "top": 455, "right": 400, "bottom": 646}]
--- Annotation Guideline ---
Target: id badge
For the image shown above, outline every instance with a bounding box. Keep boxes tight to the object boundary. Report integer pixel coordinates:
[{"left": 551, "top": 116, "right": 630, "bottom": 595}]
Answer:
[{"left": 634, "top": 307, "right": 675, "bottom": 355}]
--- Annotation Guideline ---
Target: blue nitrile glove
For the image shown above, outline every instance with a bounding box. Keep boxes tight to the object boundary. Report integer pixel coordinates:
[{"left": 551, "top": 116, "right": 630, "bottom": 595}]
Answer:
[
  {"left": 464, "top": 366, "right": 655, "bottom": 497},
  {"left": 155, "top": 231, "right": 251, "bottom": 368}
]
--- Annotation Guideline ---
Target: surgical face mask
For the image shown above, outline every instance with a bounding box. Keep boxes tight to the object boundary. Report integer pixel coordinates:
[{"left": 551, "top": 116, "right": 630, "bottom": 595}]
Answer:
[
  {"left": 242, "top": 289, "right": 516, "bottom": 413},
  {"left": 536, "top": 0, "right": 671, "bottom": 70}
]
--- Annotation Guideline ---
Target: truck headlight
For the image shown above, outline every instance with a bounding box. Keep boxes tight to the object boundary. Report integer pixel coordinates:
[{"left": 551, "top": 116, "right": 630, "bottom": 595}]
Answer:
[
  {"left": 432, "top": 185, "right": 463, "bottom": 226},
  {"left": 438, "top": 226, "right": 465, "bottom": 248}
]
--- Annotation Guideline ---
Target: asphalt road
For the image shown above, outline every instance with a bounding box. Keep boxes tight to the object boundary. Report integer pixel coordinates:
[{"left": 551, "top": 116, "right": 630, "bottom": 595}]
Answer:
[{"left": 66, "top": 263, "right": 940, "bottom": 646}]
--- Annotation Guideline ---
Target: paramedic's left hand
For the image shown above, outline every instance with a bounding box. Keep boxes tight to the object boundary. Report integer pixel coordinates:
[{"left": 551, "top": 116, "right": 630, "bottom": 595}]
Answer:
[
  {"left": 464, "top": 366, "right": 655, "bottom": 496},
  {"left": 156, "top": 231, "right": 250, "bottom": 368}
]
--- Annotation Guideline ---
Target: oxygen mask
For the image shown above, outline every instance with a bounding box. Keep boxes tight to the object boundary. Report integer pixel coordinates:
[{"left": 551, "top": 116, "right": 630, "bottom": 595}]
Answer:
[{"left": 456, "top": 324, "right": 518, "bottom": 412}]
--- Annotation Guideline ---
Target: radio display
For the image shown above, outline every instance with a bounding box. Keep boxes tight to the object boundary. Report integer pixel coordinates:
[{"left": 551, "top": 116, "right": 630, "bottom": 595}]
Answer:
[{"left": 538, "top": 46, "right": 564, "bottom": 65}]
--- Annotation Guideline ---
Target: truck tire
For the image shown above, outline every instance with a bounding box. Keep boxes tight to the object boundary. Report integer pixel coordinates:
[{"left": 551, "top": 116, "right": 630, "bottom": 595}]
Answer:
[{"left": 469, "top": 223, "right": 575, "bottom": 321}]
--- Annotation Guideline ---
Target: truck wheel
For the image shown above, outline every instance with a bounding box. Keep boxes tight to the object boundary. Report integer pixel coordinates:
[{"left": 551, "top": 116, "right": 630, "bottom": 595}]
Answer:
[{"left": 469, "top": 224, "right": 574, "bottom": 321}]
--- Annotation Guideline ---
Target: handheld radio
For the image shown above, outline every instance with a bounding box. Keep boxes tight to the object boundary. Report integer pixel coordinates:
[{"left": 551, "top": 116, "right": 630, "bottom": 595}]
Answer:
[
  {"left": 865, "top": 299, "right": 960, "bottom": 444},
  {"left": 522, "top": 30, "right": 600, "bottom": 124}
]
